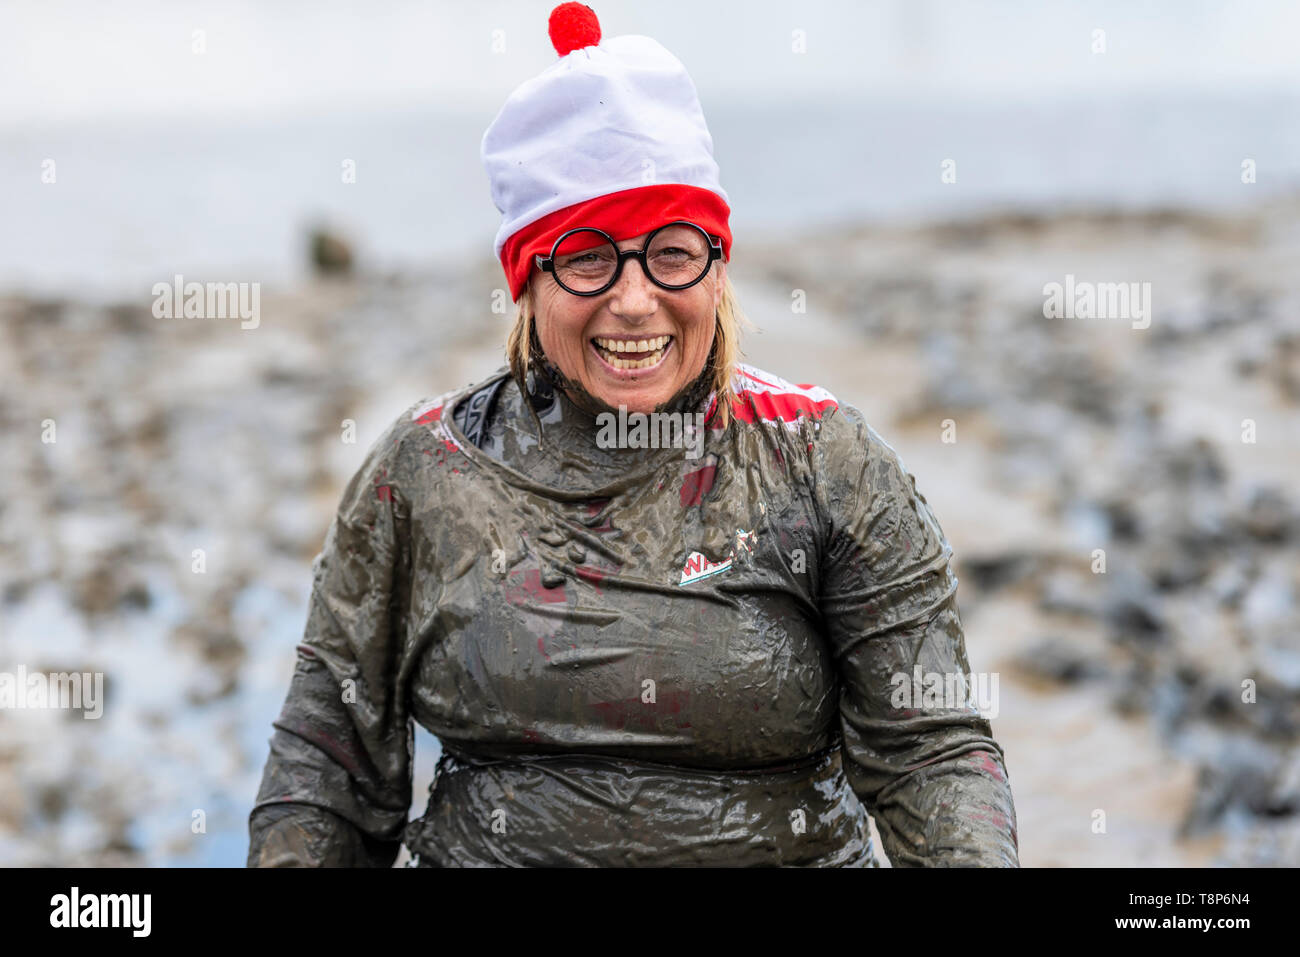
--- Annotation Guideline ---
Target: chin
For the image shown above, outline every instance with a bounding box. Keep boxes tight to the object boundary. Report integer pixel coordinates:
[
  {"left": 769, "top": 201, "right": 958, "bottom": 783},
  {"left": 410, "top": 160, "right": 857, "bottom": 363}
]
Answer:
[
  {"left": 582, "top": 371, "right": 677, "bottom": 412},
  {"left": 590, "top": 386, "right": 666, "bottom": 414}
]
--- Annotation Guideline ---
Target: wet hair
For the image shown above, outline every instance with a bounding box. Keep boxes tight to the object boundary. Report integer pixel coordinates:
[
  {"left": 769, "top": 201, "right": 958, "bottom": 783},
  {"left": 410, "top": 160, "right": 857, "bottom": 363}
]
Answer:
[{"left": 506, "top": 270, "right": 751, "bottom": 428}]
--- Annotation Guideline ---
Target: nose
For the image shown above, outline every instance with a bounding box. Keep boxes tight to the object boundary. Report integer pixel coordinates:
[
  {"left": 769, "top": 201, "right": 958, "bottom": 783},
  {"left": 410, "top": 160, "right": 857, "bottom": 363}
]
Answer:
[{"left": 607, "top": 254, "right": 658, "bottom": 322}]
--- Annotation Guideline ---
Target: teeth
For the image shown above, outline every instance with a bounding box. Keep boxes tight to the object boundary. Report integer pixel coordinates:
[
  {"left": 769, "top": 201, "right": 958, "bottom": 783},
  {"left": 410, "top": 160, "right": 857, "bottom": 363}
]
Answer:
[
  {"left": 603, "top": 349, "right": 664, "bottom": 369},
  {"left": 593, "top": 335, "right": 670, "bottom": 352},
  {"left": 591, "top": 335, "right": 672, "bottom": 370}
]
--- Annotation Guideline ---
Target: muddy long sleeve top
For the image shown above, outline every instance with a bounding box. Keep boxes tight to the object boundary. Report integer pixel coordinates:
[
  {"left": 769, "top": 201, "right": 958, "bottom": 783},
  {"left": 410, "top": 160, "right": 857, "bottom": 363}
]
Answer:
[{"left": 247, "top": 362, "right": 1019, "bottom": 867}]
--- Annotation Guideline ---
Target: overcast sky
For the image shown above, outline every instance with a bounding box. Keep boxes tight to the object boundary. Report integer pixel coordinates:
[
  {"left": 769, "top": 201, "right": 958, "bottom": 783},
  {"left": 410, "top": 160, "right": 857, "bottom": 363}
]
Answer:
[{"left": 3, "top": 0, "right": 1300, "bottom": 127}]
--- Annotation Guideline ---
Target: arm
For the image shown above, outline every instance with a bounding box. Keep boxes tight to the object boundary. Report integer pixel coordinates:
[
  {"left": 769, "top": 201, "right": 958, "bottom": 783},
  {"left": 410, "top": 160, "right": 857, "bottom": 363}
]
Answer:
[
  {"left": 248, "top": 421, "right": 414, "bottom": 867},
  {"left": 814, "top": 408, "right": 1019, "bottom": 867}
]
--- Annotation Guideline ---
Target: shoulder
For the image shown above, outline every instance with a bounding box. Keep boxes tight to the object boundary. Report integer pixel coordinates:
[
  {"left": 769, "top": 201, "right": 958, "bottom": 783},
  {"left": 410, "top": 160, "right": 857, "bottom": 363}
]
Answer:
[
  {"left": 723, "top": 362, "right": 918, "bottom": 508},
  {"left": 405, "top": 366, "right": 511, "bottom": 451},
  {"left": 347, "top": 366, "right": 511, "bottom": 503},
  {"left": 394, "top": 365, "right": 512, "bottom": 454},
  {"left": 725, "top": 362, "right": 840, "bottom": 427},
  {"left": 724, "top": 361, "right": 885, "bottom": 457}
]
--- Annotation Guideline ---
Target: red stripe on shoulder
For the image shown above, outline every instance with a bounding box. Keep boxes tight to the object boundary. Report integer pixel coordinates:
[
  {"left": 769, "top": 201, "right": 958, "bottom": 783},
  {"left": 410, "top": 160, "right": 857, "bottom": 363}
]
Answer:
[
  {"left": 411, "top": 389, "right": 466, "bottom": 453},
  {"left": 729, "top": 364, "right": 838, "bottom": 426}
]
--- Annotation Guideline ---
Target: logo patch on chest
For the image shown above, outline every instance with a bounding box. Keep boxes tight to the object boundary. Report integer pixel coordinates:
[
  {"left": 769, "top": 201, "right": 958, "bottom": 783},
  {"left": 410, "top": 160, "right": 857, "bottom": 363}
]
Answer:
[{"left": 678, "top": 528, "right": 758, "bottom": 586}]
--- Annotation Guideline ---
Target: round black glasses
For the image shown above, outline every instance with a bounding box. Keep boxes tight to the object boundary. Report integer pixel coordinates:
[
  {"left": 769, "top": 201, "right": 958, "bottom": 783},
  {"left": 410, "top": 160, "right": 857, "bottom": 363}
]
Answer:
[{"left": 535, "top": 220, "right": 723, "bottom": 296}]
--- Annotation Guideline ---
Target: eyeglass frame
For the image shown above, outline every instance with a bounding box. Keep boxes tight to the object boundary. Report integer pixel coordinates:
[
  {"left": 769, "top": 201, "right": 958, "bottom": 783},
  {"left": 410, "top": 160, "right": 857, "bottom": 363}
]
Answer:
[{"left": 534, "top": 220, "right": 724, "bottom": 297}]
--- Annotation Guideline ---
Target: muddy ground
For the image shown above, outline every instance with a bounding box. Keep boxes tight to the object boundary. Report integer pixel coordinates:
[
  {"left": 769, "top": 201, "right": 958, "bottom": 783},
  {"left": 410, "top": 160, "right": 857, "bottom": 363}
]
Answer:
[{"left": 2, "top": 199, "right": 1297, "bottom": 866}]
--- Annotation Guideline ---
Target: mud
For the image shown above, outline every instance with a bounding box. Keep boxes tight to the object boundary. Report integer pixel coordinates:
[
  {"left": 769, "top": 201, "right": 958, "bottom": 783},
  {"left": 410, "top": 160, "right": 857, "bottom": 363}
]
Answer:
[
  {"left": 8, "top": 202, "right": 1295, "bottom": 867},
  {"left": 248, "top": 357, "right": 1019, "bottom": 866}
]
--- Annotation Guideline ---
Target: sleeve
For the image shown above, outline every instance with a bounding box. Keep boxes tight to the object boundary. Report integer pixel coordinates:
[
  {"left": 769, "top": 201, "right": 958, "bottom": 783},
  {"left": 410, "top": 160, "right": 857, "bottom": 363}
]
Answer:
[
  {"left": 247, "top": 418, "right": 415, "bottom": 867},
  {"left": 812, "top": 406, "right": 1019, "bottom": 867}
]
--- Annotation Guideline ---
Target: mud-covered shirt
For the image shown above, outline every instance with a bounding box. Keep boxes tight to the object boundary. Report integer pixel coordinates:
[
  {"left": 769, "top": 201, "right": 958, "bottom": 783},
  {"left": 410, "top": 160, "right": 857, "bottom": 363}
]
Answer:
[{"left": 247, "top": 363, "right": 1019, "bottom": 867}]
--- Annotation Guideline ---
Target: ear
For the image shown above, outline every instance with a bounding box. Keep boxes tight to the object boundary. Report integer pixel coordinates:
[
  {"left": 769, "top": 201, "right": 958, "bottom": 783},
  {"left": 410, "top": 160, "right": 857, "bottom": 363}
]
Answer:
[{"left": 712, "top": 260, "right": 727, "bottom": 310}]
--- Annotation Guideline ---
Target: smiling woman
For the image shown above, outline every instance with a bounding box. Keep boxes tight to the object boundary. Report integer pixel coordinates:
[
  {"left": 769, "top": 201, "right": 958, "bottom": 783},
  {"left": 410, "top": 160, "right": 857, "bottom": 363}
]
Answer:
[
  {"left": 247, "top": 2, "right": 1019, "bottom": 868},
  {"left": 531, "top": 222, "right": 723, "bottom": 414},
  {"left": 513, "top": 221, "right": 737, "bottom": 419}
]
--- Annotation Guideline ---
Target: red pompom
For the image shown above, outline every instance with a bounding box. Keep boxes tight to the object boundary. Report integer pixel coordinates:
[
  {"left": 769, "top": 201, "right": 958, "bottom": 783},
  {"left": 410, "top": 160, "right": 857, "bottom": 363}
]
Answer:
[{"left": 548, "top": 3, "right": 601, "bottom": 56}]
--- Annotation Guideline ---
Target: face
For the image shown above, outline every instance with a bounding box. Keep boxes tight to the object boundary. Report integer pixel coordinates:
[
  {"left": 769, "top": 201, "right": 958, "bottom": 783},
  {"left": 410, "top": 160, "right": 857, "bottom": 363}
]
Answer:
[{"left": 530, "top": 227, "right": 726, "bottom": 415}]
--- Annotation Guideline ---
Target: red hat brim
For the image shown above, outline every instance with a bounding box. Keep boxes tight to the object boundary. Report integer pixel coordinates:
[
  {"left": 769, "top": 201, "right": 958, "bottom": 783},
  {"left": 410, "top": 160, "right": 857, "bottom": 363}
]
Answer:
[{"left": 501, "top": 183, "right": 732, "bottom": 301}]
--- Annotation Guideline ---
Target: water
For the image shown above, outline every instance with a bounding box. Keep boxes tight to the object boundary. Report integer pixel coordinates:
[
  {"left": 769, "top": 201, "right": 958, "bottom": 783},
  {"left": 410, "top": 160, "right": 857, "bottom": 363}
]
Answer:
[{"left": 4, "top": 91, "right": 1298, "bottom": 300}]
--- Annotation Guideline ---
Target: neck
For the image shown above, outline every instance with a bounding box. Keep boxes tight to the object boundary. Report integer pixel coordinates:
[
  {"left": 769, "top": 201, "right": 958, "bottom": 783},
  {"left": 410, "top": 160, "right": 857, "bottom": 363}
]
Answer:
[
  {"left": 502, "top": 355, "right": 713, "bottom": 490},
  {"left": 528, "top": 351, "right": 715, "bottom": 423}
]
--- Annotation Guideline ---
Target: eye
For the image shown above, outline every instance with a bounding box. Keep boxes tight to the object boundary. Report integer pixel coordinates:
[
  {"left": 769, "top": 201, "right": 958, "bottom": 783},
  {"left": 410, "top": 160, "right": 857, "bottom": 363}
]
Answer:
[{"left": 559, "top": 249, "right": 615, "bottom": 268}]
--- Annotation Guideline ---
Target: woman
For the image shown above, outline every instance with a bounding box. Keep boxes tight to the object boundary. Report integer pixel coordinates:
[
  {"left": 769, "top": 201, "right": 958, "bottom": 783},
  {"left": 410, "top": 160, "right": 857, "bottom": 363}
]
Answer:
[{"left": 247, "top": 3, "right": 1018, "bottom": 867}]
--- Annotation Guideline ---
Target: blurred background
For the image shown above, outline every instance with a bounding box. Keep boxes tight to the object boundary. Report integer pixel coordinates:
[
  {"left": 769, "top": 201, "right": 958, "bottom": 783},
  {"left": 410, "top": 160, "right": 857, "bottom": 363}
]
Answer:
[{"left": 1, "top": 0, "right": 1298, "bottom": 866}]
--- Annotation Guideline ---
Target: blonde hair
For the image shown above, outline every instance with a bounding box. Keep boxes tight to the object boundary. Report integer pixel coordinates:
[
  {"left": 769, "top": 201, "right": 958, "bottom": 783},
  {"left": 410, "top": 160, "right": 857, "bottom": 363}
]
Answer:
[{"left": 507, "top": 272, "right": 752, "bottom": 427}]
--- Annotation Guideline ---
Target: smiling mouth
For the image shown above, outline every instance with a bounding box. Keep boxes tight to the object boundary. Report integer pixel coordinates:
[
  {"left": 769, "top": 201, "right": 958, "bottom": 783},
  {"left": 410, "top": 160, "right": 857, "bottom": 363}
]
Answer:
[{"left": 591, "top": 335, "right": 673, "bottom": 370}]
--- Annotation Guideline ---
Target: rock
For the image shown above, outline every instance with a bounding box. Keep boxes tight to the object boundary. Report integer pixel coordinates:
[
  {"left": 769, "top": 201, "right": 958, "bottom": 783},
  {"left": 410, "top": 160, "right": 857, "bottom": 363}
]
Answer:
[
  {"left": 1037, "top": 570, "right": 1105, "bottom": 618},
  {"left": 309, "top": 228, "right": 354, "bottom": 275},
  {"left": 1142, "top": 537, "right": 1217, "bottom": 591},
  {"left": 960, "top": 552, "right": 1038, "bottom": 593},
  {"left": 1011, "top": 636, "right": 1108, "bottom": 685},
  {"left": 1206, "top": 556, "right": 1253, "bottom": 608},
  {"left": 1240, "top": 564, "right": 1297, "bottom": 638},
  {"left": 1105, "top": 588, "right": 1167, "bottom": 645},
  {"left": 69, "top": 551, "right": 153, "bottom": 617},
  {"left": 1240, "top": 486, "right": 1293, "bottom": 542},
  {"left": 1180, "top": 735, "right": 1292, "bottom": 835}
]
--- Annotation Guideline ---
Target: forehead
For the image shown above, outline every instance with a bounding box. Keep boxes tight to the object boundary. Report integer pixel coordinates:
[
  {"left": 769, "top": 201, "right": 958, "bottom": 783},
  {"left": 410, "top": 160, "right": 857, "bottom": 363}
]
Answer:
[
  {"left": 612, "top": 230, "right": 651, "bottom": 248},
  {"left": 551, "top": 222, "right": 707, "bottom": 251},
  {"left": 549, "top": 227, "right": 649, "bottom": 246}
]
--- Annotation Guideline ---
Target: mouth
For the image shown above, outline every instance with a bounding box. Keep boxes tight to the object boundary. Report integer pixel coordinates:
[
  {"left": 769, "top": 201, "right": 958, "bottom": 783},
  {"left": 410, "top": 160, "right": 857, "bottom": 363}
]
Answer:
[{"left": 590, "top": 334, "right": 674, "bottom": 372}]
